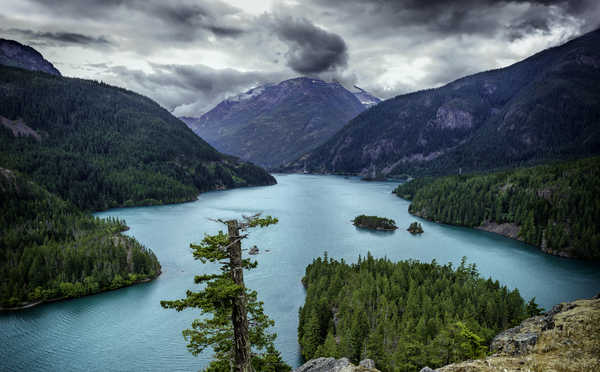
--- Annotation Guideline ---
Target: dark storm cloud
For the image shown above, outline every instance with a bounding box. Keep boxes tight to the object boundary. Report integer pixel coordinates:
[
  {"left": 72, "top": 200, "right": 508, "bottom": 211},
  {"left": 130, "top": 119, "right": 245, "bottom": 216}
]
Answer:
[
  {"left": 6, "top": 29, "right": 113, "bottom": 47},
  {"left": 307, "top": 0, "right": 599, "bottom": 38},
  {"left": 149, "top": 2, "right": 245, "bottom": 38},
  {"left": 26, "top": 0, "right": 246, "bottom": 39},
  {"left": 269, "top": 16, "right": 348, "bottom": 74}
]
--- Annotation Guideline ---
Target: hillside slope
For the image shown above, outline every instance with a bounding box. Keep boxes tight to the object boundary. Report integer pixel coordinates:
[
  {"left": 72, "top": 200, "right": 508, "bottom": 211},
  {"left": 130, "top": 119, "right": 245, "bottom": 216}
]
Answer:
[
  {"left": 435, "top": 296, "right": 600, "bottom": 372},
  {"left": 393, "top": 157, "right": 600, "bottom": 259},
  {"left": 288, "top": 29, "right": 600, "bottom": 176},
  {"left": 0, "top": 168, "right": 161, "bottom": 308},
  {"left": 0, "top": 64, "right": 275, "bottom": 211},
  {"left": 183, "top": 78, "right": 371, "bottom": 168}
]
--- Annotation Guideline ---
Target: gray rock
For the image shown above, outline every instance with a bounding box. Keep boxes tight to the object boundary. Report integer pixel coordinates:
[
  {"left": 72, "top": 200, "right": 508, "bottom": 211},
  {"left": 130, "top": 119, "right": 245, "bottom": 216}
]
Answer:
[
  {"left": 359, "top": 359, "right": 375, "bottom": 369},
  {"left": 294, "top": 357, "right": 367, "bottom": 372},
  {"left": 419, "top": 368, "right": 437, "bottom": 372},
  {"left": 492, "top": 325, "right": 539, "bottom": 355}
]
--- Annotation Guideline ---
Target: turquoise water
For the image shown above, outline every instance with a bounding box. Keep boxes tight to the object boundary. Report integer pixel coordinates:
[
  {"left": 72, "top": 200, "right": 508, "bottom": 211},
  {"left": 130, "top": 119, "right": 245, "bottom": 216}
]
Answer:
[{"left": 1, "top": 174, "right": 599, "bottom": 371}]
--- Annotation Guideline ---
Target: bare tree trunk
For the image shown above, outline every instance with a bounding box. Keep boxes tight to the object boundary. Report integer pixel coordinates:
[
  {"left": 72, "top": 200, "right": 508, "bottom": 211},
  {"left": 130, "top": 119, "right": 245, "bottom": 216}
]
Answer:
[{"left": 227, "top": 220, "right": 253, "bottom": 372}]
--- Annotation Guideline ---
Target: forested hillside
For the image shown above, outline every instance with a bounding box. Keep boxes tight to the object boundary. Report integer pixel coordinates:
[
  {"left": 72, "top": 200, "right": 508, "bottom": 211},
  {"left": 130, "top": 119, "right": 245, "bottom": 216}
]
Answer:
[
  {"left": 0, "top": 168, "right": 160, "bottom": 308},
  {"left": 0, "top": 65, "right": 275, "bottom": 211},
  {"left": 298, "top": 254, "right": 537, "bottom": 372},
  {"left": 286, "top": 29, "right": 600, "bottom": 177},
  {"left": 393, "top": 157, "right": 600, "bottom": 259}
]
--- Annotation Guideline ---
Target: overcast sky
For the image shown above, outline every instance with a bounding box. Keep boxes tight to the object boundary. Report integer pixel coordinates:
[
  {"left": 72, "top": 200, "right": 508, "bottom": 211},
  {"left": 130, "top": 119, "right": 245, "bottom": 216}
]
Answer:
[{"left": 2, "top": 0, "right": 599, "bottom": 116}]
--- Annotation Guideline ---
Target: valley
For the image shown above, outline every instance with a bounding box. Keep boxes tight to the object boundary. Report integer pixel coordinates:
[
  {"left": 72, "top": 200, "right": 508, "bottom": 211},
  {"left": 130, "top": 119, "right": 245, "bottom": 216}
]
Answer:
[
  {"left": 1, "top": 10, "right": 599, "bottom": 372},
  {"left": 1, "top": 175, "right": 598, "bottom": 371}
]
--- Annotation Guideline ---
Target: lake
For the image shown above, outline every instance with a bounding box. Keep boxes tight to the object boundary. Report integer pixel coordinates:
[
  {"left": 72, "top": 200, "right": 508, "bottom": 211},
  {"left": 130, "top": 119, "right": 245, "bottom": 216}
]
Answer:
[{"left": 1, "top": 174, "right": 599, "bottom": 371}]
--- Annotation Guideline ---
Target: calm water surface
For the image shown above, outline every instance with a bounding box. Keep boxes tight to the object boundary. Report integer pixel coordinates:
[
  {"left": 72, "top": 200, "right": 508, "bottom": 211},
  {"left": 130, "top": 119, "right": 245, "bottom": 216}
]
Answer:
[{"left": 2, "top": 174, "right": 599, "bottom": 371}]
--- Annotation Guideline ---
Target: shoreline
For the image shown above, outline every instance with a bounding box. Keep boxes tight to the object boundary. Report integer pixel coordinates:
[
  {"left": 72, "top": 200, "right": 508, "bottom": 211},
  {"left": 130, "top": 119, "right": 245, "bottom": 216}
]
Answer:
[
  {"left": 0, "top": 271, "right": 161, "bottom": 312},
  {"left": 353, "top": 223, "right": 397, "bottom": 231},
  {"left": 3, "top": 179, "right": 272, "bottom": 312},
  {"left": 408, "top": 208, "right": 582, "bottom": 260}
]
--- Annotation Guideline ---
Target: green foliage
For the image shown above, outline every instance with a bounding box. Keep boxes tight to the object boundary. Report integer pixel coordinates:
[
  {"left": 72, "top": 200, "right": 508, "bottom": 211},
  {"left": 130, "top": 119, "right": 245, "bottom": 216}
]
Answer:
[
  {"left": 353, "top": 215, "right": 397, "bottom": 230},
  {"left": 407, "top": 222, "right": 424, "bottom": 234},
  {"left": 160, "top": 216, "right": 290, "bottom": 371},
  {"left": 392, "top": 178, "right": 434, "bottom": 201},
  {"left": 394, "top": 156, "right": 600, "bottom": 259},
  {"left": 0, "top": 65, "right": 275, "bottom": 212},
  {"left": 0, "top": 168, "right": 160, "bottom": 307},
  {"left": 298, "top": 254, "right": 533, "bottom": 371}
]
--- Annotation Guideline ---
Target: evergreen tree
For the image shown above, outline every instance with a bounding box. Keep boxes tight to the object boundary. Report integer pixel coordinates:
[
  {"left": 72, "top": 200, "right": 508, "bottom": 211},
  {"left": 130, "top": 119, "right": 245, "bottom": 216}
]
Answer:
[
  {"left": 394, "top": 156, "right": 600, "bottom": 259},
  {"left": 298, "top": 255, "right": 534, "bottom": 371},
  {"left": 160, "top": 214, "right": 289, "bottom": 372}
]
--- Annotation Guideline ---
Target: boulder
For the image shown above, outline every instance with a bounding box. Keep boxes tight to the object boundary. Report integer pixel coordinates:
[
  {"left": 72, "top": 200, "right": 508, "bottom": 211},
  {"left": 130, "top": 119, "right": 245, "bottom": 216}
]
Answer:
[
  {"left": 359, "top": 359, "right": 375, "bottom": 369},
  {"left": 294, "top": 357, "right": 380, "bottom": 372}
]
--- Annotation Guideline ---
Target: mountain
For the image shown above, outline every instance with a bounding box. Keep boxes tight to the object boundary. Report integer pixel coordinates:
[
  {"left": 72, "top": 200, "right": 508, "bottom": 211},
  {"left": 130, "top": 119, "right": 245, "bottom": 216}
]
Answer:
[
  {"left": 0, "top": 38, "right": 61, "bottom": 76},
  {"left": 0, "top": 45, "right": 275, "bottom": 212},
  {"left": 285, "top": 29, "right": 600, "bottom": 176},
  {"left": 182, "top": 77, "right": 378, "bottom": 168},
  {"left": 0, "top": 40, "right": 275, "bottom": 308}
]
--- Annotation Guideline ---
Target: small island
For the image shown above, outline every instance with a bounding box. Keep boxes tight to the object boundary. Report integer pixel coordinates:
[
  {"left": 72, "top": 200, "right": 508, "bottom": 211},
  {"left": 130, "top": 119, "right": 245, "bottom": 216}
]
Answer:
[
  {"left": 407, "top": 221, "right": 424, "bottom": 234},
  {"left": 353, "top": 215, "right": 398, "bottom": 231}
]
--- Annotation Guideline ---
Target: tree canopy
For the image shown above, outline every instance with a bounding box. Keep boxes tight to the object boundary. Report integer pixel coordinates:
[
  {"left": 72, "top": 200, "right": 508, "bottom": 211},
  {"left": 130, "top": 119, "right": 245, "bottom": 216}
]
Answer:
[
  {"left": 298, "top": 254, "right": 538, "bottom": 371},
  {"left": 394, "top": 156, "right": 600, "bottom": 259},
  {"left": 161, "top": 215, "right": 289, "bottom": 372},
  {"left": 0, "top": 168, "right": 160, "bottom": 308}
]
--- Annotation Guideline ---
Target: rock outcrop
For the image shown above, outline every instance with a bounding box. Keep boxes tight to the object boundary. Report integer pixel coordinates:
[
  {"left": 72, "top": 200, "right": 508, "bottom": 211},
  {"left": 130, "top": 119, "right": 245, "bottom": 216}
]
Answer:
[
  {"left": 434, "top": 296, "right": 600, "bottom": 371},
  {"left": 293, "top": 358, "right": 380, "bottom": 372},
  {"left": 296, "top": 297, "right": 599, "bottom": 372}
]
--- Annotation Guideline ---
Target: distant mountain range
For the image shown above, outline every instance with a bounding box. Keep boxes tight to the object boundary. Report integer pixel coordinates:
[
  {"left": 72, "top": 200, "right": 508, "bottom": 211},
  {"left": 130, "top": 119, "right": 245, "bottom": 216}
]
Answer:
[
  {"left": 181, "top": 78, "right": 380, "bottom": 168},
  {"left": 0, "top": 38, "right": 61, "bottom": 76},
  {"left": 283, "top": 29, "right": 600, "bottom": 176}
]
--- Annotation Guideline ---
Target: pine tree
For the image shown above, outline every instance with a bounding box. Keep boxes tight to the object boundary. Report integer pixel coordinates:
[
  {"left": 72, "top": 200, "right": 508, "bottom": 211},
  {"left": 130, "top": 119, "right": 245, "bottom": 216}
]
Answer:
[{"left": 160, "top": 214, "right": 290, "bottom": 372}]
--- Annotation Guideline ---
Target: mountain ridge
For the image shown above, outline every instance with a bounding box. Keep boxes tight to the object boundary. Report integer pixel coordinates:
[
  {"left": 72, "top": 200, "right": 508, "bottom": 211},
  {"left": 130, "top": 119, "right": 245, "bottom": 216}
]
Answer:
[
  {"left": 0, "top": 40, "right": 276, "bottom": 211},
  {"left": 0, "top": 38, "right": 61, "bottom": 76},
  {"left": 283, "top": 29, "right": 600, "bottom": 176},
  {"left": 182, "top": 77, "right": 380, "bottom": 168}
]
